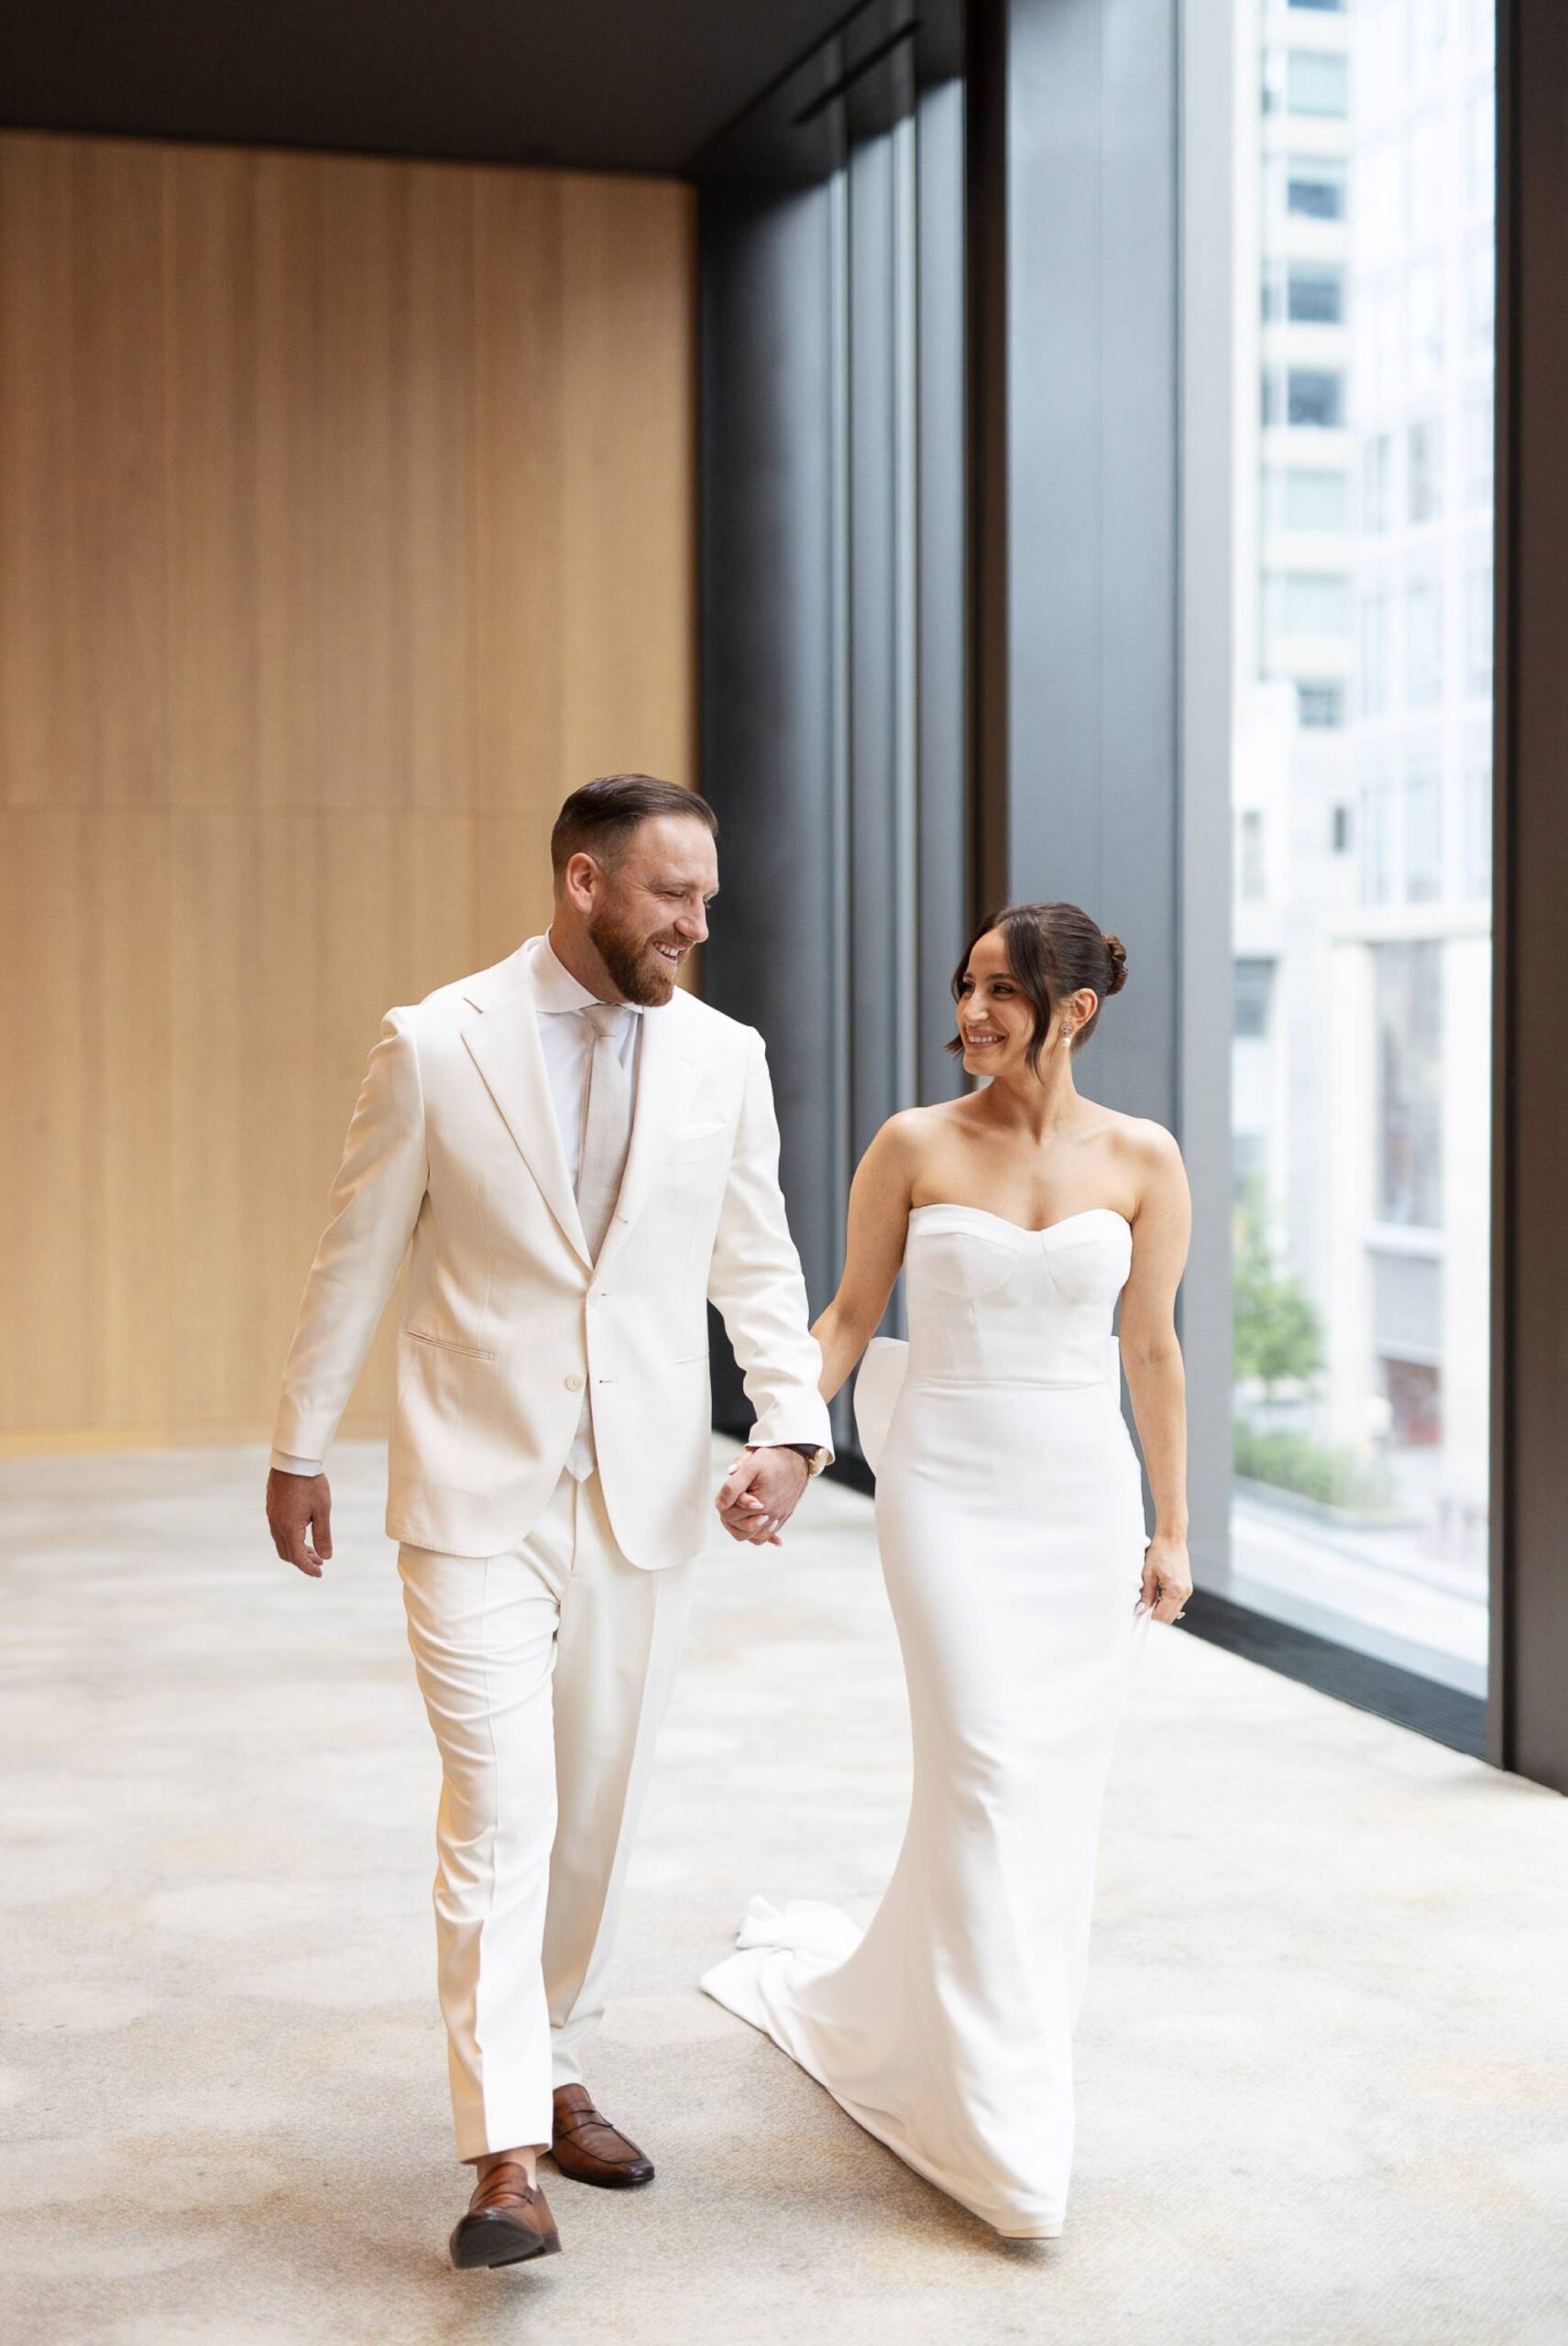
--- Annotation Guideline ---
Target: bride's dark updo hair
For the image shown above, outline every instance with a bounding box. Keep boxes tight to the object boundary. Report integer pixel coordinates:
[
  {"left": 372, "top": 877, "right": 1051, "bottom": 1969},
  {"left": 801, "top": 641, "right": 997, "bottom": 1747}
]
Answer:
[{"left": 947, "top": 902, "right": 1129, "bottom": 1076}]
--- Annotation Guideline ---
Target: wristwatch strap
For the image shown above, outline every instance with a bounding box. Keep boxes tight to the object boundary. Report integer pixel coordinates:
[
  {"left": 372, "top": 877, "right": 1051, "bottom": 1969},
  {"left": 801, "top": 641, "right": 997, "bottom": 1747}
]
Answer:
[
  {"left": 778, "top": 1441, "right": 829, "bottom": 1475},
  {"left": 747, "top": 1440, "right": 829, "bottom": 1475}
]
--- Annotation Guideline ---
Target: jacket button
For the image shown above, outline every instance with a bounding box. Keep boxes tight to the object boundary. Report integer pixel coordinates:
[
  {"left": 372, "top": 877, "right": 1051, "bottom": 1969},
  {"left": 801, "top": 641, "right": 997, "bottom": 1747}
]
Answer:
[{"left": 565, "top": 1374, "right": 584, "bottom": 1391}]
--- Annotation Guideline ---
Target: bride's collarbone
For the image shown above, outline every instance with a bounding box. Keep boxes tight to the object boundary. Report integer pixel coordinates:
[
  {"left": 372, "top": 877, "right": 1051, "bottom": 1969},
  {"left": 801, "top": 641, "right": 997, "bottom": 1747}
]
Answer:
[
  {"left": 908, "top": 1135, "right": 1135, "bottom": 1238},
  {"left": 908, "top": 1176, "right": 1137, "bottom": 1234}
]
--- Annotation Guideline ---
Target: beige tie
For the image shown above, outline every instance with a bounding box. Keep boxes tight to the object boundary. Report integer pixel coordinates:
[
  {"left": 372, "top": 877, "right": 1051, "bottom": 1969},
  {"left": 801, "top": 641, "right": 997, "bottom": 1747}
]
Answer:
[{"left": 576, "top": 1002, "right": 633, "bottom": 1263}]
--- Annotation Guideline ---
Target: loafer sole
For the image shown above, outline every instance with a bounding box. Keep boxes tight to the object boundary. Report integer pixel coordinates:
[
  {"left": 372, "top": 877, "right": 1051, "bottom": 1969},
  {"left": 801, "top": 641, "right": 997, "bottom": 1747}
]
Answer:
[{"left": 449, "top": 2213, "right": 563, "bottom": 2270}]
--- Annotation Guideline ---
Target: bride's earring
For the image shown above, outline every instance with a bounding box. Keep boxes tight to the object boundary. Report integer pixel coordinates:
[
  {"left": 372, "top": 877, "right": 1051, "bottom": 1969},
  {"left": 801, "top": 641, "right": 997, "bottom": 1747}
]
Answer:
[{"left": 1059, "top": 1028, "right": 1073, "bottom": 1051}]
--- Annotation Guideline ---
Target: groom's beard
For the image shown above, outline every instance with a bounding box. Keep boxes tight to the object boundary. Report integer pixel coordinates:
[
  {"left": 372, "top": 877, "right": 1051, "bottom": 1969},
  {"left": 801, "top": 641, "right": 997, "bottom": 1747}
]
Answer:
[{"left": 587, "top": 910, "right": 684, "bottom": 1007}]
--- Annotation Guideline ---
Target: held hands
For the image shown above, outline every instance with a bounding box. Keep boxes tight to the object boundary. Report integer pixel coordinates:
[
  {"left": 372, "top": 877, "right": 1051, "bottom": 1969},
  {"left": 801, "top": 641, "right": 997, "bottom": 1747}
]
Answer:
[
  {"left": 714, "top": 1446, "right": 811, "bottom": 1548},
  {"left": 267, "top": 1468, "right": 334, "bottom": 1579},
  {"left": 1136, "top": 1530, "right": 1192, "bottom": 1625}
]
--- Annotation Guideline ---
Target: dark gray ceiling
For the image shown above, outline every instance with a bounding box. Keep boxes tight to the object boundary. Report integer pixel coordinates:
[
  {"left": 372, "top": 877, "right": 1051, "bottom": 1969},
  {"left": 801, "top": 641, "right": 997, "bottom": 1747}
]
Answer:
[{"left": 4, "top": 0, "right": 866, "bottom": 176}]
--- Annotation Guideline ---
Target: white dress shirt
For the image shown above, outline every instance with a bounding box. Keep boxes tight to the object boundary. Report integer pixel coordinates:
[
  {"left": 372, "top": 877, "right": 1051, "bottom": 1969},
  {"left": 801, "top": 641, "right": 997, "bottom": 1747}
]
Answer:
[{"left": 271, "top": 932, "right": 641, "bottom": 1480}]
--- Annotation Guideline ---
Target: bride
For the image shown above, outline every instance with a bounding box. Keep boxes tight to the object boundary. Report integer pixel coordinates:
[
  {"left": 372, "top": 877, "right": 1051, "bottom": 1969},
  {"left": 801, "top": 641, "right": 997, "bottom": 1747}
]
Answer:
[{"left": 704, "top": 899, "right": 1192, "bottom": 2240}]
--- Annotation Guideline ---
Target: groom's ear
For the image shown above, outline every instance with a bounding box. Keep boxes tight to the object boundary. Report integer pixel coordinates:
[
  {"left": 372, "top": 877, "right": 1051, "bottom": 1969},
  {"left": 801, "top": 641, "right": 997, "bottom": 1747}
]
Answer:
[{"left": 560, "top": 850, "right": 604, "bottom": 913}]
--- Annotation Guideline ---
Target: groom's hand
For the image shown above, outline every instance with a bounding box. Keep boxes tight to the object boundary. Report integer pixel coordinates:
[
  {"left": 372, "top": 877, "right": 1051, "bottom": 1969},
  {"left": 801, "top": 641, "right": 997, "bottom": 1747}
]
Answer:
[
  {"left": 268, "top": 1469, "right": 334, "bottom": 1579},
  {"left": 715, "top": 1447, "right": 810, "bottom": 1547}
]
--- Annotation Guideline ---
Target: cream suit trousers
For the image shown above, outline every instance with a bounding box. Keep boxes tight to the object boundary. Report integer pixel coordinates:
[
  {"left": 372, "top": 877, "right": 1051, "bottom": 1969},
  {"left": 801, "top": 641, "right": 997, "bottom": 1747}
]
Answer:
[{"left": 398, "top": 1464, "right": 695, "bottom": 2160}]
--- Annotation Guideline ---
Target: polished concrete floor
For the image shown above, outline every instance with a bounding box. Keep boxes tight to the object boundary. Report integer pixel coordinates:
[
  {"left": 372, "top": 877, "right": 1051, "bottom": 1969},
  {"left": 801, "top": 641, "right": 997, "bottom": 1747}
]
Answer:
[{"left": 2, "top": 1438, "right": 1565, "bottom": 2346}]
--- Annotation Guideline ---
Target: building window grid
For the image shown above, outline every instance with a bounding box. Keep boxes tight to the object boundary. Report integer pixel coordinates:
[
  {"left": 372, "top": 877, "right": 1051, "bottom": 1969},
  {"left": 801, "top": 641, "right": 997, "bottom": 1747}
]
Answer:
[
  {"left": 1403, "top": 576, "right": 1443, "bottom": 710},
  {"left": 1359, "top": 765, "right": 1397, "bottom": 905},
  {"left": 1266, "top": 570, "right": 1354, "bottom": 640},
  {"left": 1362, "top": 433, "right": 1395, "bottom": 533},
  {"left": 1374, "top": 939, "right": 1444, "bottom": 1233},
  {"left": 1233, "top": 0, "right": 1496, "bottom": 1703},
  {"left": 1239, "top": 807, "right": 1267, "bottom": 902},
  {"left": 1402, "top": 760, "right": 1444, "bottom": 903},
  {"left": 1262, "top": 367, "right": 1348, "bottom": 430},
  {"left": 1234, "top": 958, "right": 1274, "bottom": 1037},
  {"left": 1360, "top": 586, "right": 1394, "bottom": 718},
  {"left": 1266, "top": 466, "right": 1352, "bottom": 533},
  {"left": 1287, "top": 49, "right": 1351, "bottom": 117},
  {"left": 1407, "top": 416, "right": 1443, "bottom": 523},
  {"left": 1282, "top": 154, "right": 1348, "bottom": 221},
  {"left": 1298, "top": 679, "right": 1347, "bottom": 729}
]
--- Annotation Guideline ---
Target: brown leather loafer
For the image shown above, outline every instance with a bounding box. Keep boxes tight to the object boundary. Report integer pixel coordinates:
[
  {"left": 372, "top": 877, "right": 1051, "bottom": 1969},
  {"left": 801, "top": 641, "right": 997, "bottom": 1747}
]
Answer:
[
  {"left": 449, "top": 2161, "right": 562, "bottom": 2269},
  {"left": 550, "top": 2083, "right": 654, "bottom": 2188}
]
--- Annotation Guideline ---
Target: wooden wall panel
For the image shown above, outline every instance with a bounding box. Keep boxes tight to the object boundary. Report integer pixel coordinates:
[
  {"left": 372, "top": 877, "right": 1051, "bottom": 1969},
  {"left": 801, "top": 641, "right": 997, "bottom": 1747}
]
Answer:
[
  {"left": 0, "top": 131, "right": 696, "bottom": 1450},
  {"left": 163, "top": 147, "right": 261, "bottom": 811},
  {"left": 559, "top": 176, "right": 697, "bottom": 785},
  {"left": 470, "top": 169, "right": 566, "bottom": 811},
  {"left": 0, "top": 138, "right": 172, "bottom": 812}
]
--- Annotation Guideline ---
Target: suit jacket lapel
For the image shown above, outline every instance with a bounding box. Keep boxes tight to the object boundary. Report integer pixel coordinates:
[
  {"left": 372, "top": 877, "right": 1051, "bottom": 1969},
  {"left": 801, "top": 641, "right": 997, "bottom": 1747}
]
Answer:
[
  {"left": 461, "top": 958, "right": 592, "bottom": 1269},
  {"left": 594, "top": 997, "right": 704, "bottom": 1278}
]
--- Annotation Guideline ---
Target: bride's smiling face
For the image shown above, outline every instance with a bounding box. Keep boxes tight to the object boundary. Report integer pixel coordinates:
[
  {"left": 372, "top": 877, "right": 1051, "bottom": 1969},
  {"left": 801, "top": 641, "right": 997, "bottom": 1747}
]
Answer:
[{"left": 956, "top": 931, "right": 1043, "bottom": 1075}]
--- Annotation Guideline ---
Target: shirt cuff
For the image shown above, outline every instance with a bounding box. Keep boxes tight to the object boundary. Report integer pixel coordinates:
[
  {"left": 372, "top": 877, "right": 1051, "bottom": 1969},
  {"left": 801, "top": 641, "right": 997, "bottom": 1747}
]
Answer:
[{"left": 270, "top": 1450, "right": 325, "bottom": 1477}]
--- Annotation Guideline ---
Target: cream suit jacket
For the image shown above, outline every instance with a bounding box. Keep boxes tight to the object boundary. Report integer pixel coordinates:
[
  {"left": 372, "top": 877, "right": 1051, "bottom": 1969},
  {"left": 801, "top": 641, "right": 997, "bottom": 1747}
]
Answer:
[{"left": 271, "top": 937, "right": 833, "bottom": 1568}]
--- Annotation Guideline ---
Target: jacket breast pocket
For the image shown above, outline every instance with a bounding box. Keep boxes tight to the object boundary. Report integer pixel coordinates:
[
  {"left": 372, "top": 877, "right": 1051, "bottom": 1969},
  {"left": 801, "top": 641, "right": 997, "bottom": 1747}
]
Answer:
[{"left": 668, "top": 1121, "right": 729, "bottom": 1168}]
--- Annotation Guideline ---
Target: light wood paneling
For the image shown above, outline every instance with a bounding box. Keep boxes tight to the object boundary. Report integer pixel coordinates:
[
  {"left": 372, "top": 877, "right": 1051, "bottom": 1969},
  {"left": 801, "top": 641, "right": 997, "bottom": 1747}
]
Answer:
[
  {"left": 0, "top": 131, "right": 696, "bottom": 1447},
  {"left": 560, "top": 175, "right": 698, "bottom": 786}
]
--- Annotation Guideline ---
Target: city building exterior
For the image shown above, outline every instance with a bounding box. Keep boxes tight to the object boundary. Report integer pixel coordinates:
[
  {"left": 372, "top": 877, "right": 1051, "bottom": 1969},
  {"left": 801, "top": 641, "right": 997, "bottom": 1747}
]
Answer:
[{"left": 1231, "top": 0, "right": 1495, "bottom": 1691}]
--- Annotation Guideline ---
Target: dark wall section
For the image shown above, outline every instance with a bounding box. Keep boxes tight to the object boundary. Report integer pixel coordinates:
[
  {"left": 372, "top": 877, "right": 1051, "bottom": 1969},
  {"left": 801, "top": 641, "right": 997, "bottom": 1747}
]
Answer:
[
  {"left": 999, "top": 0, "right": 1179, "bottom": 1135},
  {"left": 1493, "top": 0, "right": 1568, "bottom": 1792},
  {"left": 698, "top": 4, "right": 967, "bottom": 1454},
  {"left": 699, "top": 179, "right": 843, "bottom": 1382},
  {"left": 968, "top": 0, "right": 1236, "bottom": 1574}
]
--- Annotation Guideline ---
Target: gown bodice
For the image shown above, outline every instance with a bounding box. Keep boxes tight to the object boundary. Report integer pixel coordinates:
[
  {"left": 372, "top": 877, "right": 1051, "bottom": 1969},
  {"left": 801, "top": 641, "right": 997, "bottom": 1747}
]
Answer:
[{"left": 902, "top": 1204, "right": 1133, "bottom": 1387}]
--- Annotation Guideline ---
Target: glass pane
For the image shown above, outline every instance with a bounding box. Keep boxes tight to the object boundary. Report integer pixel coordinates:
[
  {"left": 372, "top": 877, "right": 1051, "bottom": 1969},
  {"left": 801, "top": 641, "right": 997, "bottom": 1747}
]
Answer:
[
  {"left": 1287, "top": 367, "right": 1346, "bottom": 426},
  {"left": 1227, "top": 0, "right": 1494, "bottom": 1699},
  {"left": 1287, "top": 50, "right": 1351, "bottom": 115},
  {"left": 1266, "top": 466, "right": 1349, "bottom": 531},
  {"left": 1285, "top": 155, "right": 1347, "bottom": 218},
  {"left": 1288, "top": 261, "right": 1346, "bottom": 323},
  {"left": 1298, "top": 679, "right": 1347, "bottom": 727}
]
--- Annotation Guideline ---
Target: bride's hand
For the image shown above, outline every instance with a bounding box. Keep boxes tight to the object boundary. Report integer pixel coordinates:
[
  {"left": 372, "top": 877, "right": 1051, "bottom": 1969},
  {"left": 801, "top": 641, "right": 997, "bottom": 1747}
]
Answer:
[{"left": 1136, "top": 1532, "right": 1191, "bottom": 1624}]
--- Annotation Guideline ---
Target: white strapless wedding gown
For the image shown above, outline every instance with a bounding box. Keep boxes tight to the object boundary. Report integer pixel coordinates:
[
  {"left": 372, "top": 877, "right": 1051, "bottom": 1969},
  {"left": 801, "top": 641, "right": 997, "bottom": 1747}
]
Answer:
[{"left": 701, "top": 1204, "right": 1152, "bottom": 2239}]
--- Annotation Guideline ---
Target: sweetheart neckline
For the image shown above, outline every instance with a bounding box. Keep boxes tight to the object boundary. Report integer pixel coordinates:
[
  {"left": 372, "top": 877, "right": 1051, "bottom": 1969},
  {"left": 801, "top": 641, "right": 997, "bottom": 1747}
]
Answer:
[{"left": 907, "top": 1203, "right": 1133, "bottom": 1241}]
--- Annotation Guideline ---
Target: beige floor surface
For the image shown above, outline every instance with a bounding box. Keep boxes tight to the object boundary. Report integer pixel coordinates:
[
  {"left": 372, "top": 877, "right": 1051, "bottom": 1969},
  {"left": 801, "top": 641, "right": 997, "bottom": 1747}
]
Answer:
[{"left": 2, "top": 1438, "right": 1565, "bottom": 2346}]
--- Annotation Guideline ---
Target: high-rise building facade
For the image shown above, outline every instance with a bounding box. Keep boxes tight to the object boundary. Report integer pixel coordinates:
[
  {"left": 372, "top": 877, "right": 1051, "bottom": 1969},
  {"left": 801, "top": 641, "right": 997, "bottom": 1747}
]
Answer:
[{"left": 1231, "top": 0, "right": 1494, "bottom": 1694}]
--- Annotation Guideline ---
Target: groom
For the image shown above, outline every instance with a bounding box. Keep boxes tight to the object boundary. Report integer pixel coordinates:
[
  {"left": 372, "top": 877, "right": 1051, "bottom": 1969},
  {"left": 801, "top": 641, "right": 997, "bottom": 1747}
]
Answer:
[{"left": 265, "top": 774, "right": 832, "bottom": 2268}]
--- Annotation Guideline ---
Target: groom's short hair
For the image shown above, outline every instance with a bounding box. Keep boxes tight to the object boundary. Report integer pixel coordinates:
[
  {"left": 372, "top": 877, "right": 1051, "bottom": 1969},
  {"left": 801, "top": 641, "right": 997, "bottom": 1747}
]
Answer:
[{"left": 551, "top": 774, "right": 718, "bottom": 878}]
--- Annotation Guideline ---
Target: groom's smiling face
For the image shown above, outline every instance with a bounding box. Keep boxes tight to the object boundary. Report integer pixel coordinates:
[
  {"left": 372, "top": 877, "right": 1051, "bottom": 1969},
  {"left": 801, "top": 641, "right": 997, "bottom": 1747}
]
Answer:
[{"left": 576, "top": 814, "right": 719, "bottom": 1007}]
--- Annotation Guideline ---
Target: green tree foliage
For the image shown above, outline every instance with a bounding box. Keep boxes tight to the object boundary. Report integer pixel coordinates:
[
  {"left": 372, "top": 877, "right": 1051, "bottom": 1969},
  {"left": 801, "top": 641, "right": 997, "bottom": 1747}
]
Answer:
[{"left": 1232, "top": 1176, "right": 1323, "bottom": 1402}]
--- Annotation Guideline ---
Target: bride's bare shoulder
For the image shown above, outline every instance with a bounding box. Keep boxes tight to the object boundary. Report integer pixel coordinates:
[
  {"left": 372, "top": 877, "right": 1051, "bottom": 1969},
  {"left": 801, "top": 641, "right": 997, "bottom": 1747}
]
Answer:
[
  {"left": 1093, "top": 1102, "right": 1178, "bottom": 1146},
  {"left": 1096, "top": 1110, "right": 1187, "bottom": 1212},
  {"left": 877, "top": 1098, "right": 972, "bottom": 1157},
  {"left": 857, "top": 1101, "right": 968, "bottom": 1189}
]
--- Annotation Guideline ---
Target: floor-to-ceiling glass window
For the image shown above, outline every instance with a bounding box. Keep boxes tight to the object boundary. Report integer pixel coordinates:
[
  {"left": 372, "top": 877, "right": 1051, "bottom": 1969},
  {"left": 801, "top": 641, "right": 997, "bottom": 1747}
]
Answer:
[{"left": 1228, "top": 0, "right": 1495, "bottom": 1697}]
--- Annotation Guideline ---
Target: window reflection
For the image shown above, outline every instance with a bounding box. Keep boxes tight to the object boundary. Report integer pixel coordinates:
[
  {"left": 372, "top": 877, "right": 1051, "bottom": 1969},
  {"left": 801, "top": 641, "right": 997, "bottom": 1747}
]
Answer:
[{"left": 1230, "top": 0, "right": 1494, "bottom": 1695}]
